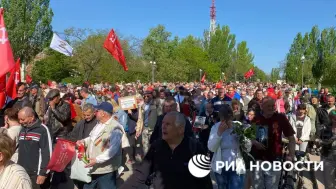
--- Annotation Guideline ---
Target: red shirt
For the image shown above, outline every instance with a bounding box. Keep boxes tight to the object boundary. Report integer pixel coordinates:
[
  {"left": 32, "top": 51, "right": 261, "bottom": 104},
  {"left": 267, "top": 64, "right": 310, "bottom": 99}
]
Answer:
[{"left": 251, "top": 113, "right": 295, "bottom": 161}]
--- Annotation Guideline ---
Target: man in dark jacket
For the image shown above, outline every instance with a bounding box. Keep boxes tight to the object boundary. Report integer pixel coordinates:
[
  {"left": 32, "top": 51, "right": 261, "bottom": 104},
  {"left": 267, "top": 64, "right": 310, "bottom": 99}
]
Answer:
[
  {"left": 120, "top": 112, "right": 213, "bottom": 189},
  {"left": 150, "top": 97, "right": 193, "bottom": 144},
  {"left": 69, "top": 103, "right": 97, "bottom": 189},
  {"left": 45, "top": 89, "right": 74, "bottom": 189},
  {"left": 248, "top": 89, "right": 263, "bottom": 116},
  {"left": 69, "top": 103, "right": 97, "bottom": 142},
  {"left": 46, "top": 89, "right": 72, "bottom": 142},
  {"left": 17, "top": 107, "right": 52, "bottom": 189},
  {"left": 0, "top": 82, "right": 32, "bottom": 125}
]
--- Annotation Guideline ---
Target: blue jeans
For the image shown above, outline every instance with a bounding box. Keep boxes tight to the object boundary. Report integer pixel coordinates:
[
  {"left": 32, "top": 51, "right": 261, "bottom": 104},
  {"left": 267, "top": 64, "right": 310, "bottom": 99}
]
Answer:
[
  {"left": 83, "top": 172, "right": 117, "bottom": 189},
  {"left": 215, "top": 170, "right": 245, "bottom": 189}
]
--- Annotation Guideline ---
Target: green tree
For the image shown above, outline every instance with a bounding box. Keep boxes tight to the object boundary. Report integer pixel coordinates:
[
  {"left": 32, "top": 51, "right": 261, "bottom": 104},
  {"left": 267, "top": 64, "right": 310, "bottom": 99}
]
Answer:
[
  {"left": 270, "top": 68, "right": 280, "bottom": 83},
  {"left": 253, "top": 66, "right": 268, "bottom": 82},
  {"left": 208, "top": 25, "right": 236, "bottom": 73},
  {"left": 2, "top": 0, "right": 53, "bottom": 63},
  {"left": 32, "top": 49, "right": 75, "bottom": 83}
]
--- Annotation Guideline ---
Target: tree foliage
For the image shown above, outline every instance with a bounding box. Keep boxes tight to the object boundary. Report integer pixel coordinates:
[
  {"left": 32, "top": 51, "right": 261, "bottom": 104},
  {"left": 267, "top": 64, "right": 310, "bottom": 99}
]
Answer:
[
  {"left": 31, "top": 24, "right": 267, "bottom": 83},
  {"left": 284, "top": 26, "right": 336, "bottom": 88},
  {"left": 2, "top": 0, "right": 53, "bottom": 63}
]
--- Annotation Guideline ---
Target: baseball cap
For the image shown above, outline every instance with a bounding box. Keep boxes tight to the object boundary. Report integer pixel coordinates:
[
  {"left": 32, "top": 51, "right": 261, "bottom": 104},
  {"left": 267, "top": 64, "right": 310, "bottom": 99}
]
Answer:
[
  {"left": 94, "top": 102, "right": 113, "bottom": 114},
  {"left": 46, "top": 89, "right": 60, "bottom": 100}
]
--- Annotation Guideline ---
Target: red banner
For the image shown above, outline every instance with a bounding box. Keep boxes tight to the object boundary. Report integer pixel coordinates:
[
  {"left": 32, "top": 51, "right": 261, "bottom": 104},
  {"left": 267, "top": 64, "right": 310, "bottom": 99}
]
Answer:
[
  {"left": 244, "top": 68, "right": 255, "bottom": 79},
  {"left": 201, "top": 73, "right": 206, "bottom": 83},
  {"left": 6, "top": 58, "right": 20, "bottom": 99},
  {"left": 26, "top": 74, "right": 32, "bottom": 84},
  {"left": 47, "top": 139, "right": 76, "bottom": 172},
  {"left": 0, "top": 75, "right": 6, "bottom": 108},
  {"left": 103, "top": 29, "right": 128, "bottom": 71},
  {"left": 0, "top": 8, "right": 15, "bottom": 77}
]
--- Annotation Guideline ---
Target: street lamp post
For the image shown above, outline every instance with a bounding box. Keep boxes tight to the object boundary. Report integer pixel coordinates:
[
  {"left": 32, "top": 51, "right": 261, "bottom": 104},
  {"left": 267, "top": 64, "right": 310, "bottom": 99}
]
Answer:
[
  {"left": 199, "top": 69, "right": 202, "bottom": 82},
  {"left": 221, "top": 72, "right": 224, "bottom": 81},
  {"left": 150, "top": 61, "right": 156, "bottom": 83},
  {"left": 301, "top": 55, "right": 305, "bottom": 88}
]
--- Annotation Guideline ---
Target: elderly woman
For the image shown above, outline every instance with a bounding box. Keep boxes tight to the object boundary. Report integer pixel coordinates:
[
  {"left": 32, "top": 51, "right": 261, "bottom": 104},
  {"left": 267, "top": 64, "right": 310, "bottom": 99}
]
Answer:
[
  {"left": 208, "top": 105, "right": 252, "bottom": 189},
  {"left": 0, "top": 133, "right": 32, "bottom": 189}
]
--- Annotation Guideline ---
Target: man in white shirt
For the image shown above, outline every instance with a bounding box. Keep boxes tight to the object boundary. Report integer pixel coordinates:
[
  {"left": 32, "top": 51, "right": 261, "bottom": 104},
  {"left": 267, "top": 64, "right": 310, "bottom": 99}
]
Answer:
[{"left": 77, "top": 102, "right": 124, "bottom": 189}]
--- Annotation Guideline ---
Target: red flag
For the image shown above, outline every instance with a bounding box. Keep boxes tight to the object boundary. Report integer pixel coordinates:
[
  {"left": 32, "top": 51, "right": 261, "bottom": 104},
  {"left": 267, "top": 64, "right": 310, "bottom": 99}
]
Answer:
[
  {"left": 47, "top": 80, "right": 52, "bottom": 87},
  {"left": 244, "top": 68, "right": 255, "bottom": 79},
  {"left": 47, "top": 139, "right": 76, "bottom": 172},
  {"left": 103, "top": 29, "right": 128, "bottom": 71},
  {"left": 26, "top": 74, "right": 32, "bottom": 84},
  {"left": 68, "top": 101, "right": 77, "bottom": 120},
  {"left": 0, "top": 75, "right": 6, "bottom": 108},
  {"left": 0, "top": 8, "right": 15, "bottom": 77},
  {"left": 201, "top": 73, "right": 206, "bottom": 83},
  {"left": 6, "top": 58, "right": 20, "bottom": 99}
]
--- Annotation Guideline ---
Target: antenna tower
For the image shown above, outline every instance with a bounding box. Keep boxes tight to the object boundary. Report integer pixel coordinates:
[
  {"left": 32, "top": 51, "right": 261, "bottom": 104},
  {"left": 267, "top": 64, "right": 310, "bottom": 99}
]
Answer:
[{"left": 210, "top": 0, "right": 216, "bottom": 35}]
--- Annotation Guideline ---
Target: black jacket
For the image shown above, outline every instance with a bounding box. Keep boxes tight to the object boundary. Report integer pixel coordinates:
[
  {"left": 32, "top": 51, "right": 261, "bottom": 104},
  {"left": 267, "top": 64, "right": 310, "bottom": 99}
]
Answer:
[
  {"left": 120, "top": 137, "right": 213, "bottom": 189},
  {"left": 198, "top": 111, "right": 218, "bottom": 151},
  {"left": 69, "top": 117, "right": 98, "bottom": 142},
  {"left": 46, "top": 100, "right": 72, "bottom": 142},
  {"left": 150, "top": 113, "right": 194, "bottom": 144},
  {"left": 17, "top": 119, "right": 52, "bottom": 176}
]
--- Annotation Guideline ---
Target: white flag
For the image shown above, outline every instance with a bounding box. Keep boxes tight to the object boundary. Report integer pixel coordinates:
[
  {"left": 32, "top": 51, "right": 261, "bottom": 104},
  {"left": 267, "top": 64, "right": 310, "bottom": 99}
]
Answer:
[{"left": 50, "top": 33, "right": 73, "bottom": 56}]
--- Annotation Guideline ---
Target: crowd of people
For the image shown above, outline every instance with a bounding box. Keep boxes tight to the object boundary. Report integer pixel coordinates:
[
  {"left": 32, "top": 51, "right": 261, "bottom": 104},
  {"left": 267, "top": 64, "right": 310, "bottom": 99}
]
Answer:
[{"left": 0, "top": 80, "right": 335, "bottom": 189}]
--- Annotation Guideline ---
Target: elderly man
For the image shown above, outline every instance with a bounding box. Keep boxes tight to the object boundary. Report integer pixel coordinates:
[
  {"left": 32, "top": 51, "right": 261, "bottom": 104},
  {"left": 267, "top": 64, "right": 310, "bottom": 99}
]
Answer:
[
  {"left": 17, "top": 107, "right": 52, "bottom": 189},
  {"left": 251, "top": 97, "right": 296, "bottom": 189},
  {"left": 136, "top": 89, "right": 158, "bottom": 155},
  {"left": 76, "top": 102, "right": 125, "bottom": 189},
  {"left": 0, "top": 82, "right": 32, "bottom": 125},
  {"left": 45, "top": 89, "right": 74, "bottom": 189},
  {"left": 70, "top": 103, "right": 98, "bottom": 143},
  {"left": 211, "top": 88, "right": 226, "bottom": 112},
  {"left": 45, "top": 89, "right": 72, "bottom": 142},
  {"left": 149, "top": 96, "right": 193, "bottom": 144},
  {"left": 240, "top": 90, "right": 250, "bottom": 114},
  {"left": 29, "top": 84, "right": 45, "bottom": 121},
  {"left": 121, "top": 112, "right": 213, "bottom": 189}
]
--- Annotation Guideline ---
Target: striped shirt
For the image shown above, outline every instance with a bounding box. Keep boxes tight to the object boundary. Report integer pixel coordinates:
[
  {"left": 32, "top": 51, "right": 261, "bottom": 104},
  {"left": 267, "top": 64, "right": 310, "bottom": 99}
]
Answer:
[{"left": 0, "top": 161, "right": 32, "bottom": 189}]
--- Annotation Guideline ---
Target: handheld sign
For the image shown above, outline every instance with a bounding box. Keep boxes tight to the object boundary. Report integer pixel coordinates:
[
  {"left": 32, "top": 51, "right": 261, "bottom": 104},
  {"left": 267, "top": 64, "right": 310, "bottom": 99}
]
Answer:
[{"left": 118, "top": 96, "right": 137, "bottom": 110}]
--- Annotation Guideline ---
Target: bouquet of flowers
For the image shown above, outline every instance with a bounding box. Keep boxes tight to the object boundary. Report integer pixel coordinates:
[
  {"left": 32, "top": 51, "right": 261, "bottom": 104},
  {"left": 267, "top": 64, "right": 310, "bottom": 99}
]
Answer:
[
  {"left": 77, "top": 144, "right": 89, "bottom": 164},
  {"left": 231, "top": 121, "right": 256, "bottom": 162}
]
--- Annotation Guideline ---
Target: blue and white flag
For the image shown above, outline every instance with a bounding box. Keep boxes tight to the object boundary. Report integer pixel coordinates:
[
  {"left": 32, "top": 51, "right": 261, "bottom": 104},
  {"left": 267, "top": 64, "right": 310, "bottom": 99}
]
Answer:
[{"left": 50, "top": 33, "right": 73, "bottom": 56}]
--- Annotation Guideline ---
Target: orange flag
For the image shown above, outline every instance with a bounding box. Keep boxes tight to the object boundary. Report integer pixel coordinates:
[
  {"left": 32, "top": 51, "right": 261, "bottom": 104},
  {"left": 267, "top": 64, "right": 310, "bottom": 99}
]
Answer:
[{"left": 6, "top": 58, "right": 20, "bottom": 99}]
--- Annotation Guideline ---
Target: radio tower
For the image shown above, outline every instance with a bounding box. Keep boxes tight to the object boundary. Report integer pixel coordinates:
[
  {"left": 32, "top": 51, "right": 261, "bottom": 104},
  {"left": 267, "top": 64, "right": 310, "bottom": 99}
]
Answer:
[{"left": 210, "top": 0, "right": 216, "bottom": 35}]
